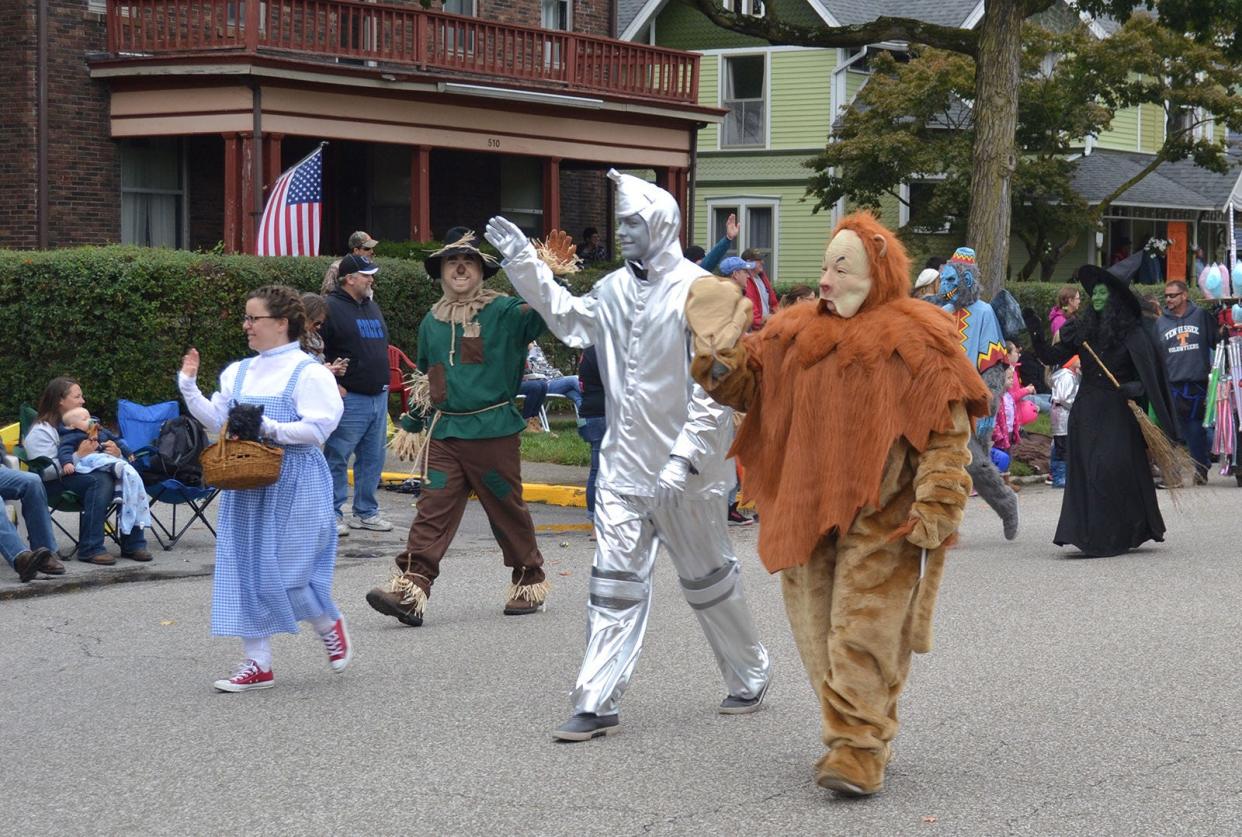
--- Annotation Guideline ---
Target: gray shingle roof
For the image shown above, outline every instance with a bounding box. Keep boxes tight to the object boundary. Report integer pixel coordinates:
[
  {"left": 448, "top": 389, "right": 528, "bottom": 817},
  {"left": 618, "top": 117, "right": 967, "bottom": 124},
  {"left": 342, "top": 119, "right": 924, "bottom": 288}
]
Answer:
[
  {"left": 823, "top": 0, "right": 979, "bottom": 28},
  {"left": 1071, "top": 148, "right": 1242, "bottom": 210},
  {"left": 617, "top": 0, "right": 650, "bottom": 37}
]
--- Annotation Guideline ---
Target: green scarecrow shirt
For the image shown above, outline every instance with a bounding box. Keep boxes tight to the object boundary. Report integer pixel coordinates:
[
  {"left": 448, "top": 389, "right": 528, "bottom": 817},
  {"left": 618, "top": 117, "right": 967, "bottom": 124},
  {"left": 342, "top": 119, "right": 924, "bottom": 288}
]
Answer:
[{"left": 415, "top": 295, "right": 547, "bottom": 440}]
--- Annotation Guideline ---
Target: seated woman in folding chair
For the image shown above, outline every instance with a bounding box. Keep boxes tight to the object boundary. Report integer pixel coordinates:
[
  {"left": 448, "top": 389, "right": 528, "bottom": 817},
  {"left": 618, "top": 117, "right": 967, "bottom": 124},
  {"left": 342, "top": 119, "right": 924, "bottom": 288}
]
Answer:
[
  {"left": 179, "top": 284, "right": 350, "bottom": 693},
  {"left": 24, "top": 377, "right": 152, "bottom": 565}
]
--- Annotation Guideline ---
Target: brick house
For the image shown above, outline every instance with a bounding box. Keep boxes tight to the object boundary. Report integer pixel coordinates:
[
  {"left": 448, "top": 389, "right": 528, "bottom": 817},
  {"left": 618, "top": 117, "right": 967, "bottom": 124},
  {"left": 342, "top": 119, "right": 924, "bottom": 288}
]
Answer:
[{"left": 5, "top": 0, "right": 717, "bottom": 254}]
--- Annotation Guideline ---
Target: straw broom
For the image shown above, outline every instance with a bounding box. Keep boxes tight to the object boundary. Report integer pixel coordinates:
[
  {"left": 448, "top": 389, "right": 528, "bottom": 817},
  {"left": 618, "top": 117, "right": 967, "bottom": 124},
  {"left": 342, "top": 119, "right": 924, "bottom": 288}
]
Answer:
[{"left": 1081, "top": 341, "right": 1195, "bottom": 489}]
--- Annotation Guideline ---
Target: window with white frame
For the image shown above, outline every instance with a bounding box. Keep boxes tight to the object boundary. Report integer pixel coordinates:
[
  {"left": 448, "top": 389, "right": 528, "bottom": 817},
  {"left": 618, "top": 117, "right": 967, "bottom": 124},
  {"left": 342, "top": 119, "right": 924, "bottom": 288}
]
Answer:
[
  {"left": 1168, "top": 105, "right": 1215, "bottom": 141},
  {"left": 88, "top": 0, "right": 106, "bottom": 14},
  {"left": 899, "top": 180, "right": 952, "bottom": 234},
  {"left": 710, "top": 200, "right": 777, "bottom": 278},
  {"left": 120, "top": 138, "right": 185, "bottom": 248},
  {"left": 722, "top": 54, "right": 766, "bottom": 148},
  {"left": 722, "top": 0, "right": 765, "bottom": 15},
  {"left": 541, "top": 0, "right": 571, "bottom": 30}
]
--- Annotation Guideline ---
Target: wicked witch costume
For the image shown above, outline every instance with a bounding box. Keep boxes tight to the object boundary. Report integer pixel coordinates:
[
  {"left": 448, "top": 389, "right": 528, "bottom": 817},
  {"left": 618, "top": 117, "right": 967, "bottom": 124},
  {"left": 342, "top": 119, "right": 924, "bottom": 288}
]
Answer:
[
  {"left": 365, "top": 228, "right": 550, "bottom": 625},
  {"left": 1025, "top": 264, "right": 1180, "bottom": 557}
]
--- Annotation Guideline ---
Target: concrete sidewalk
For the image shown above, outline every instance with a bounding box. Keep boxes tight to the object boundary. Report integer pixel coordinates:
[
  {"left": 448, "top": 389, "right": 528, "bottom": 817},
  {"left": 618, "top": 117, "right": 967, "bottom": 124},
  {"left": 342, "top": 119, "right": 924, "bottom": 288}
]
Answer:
[{"left": 1, "top": 458, "right": 591, "bottom": 601}]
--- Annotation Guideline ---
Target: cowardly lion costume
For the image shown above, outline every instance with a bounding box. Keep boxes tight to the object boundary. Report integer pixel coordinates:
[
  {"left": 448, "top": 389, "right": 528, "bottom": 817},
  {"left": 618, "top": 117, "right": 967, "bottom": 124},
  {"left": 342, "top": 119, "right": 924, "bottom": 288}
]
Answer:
[{"left": 687, "top": 213, "right": 990, "bottom": 797}]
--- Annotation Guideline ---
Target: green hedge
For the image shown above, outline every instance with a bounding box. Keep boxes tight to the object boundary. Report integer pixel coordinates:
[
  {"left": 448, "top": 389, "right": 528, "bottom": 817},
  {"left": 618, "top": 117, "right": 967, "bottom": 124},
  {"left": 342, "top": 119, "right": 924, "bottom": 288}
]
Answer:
[
  {"left": 0, "top": 246, "right": 612, "bottom": 423},
  {"left": 2, "top": 246, "right": 1177, "bottom": 425}
]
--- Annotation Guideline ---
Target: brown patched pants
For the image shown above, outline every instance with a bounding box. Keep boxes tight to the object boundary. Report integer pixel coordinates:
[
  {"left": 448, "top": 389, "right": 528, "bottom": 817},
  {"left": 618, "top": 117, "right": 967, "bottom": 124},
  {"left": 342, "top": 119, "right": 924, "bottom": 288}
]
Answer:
[{"left": 396, "top": 434, "right": 545, "bottom": 593}]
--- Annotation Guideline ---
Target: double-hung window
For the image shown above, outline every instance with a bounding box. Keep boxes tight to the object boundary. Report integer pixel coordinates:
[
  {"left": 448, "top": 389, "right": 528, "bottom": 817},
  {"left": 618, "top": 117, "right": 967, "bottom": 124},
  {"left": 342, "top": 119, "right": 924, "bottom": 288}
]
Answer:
[
  {"left": 710, "top": 200, "right": 778, "bottom": 279},
  {"left": 722, "top": 54, "right": 766, "bottom": 148},
  {"left": 120, "top": 138, "right": 185, "bottom": 248}
]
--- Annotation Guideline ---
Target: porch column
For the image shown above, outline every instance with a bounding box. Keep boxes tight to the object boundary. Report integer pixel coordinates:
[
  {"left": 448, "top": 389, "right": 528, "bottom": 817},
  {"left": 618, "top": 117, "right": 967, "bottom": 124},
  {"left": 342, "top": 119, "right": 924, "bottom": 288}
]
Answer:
[
  {"left": 654, "top": 167, "right": 670, "bottom": 193},
  {"left": 263, "top": 133, "right": 284, "bottom": 188},
  {"left": 543, "top": 156, "right": 562, "bottom": 236},
  {"left": 223, "top": 132, "right": 242, "bottom": 254},
  {"left": 410, "top": 145, "right": 431, "bottom": 242},
  {"left": 671, "top": 167, "right": 689, "bottom": 246},
  {"left": 240, "top": 132, "right": 259, "bottom": 255}
]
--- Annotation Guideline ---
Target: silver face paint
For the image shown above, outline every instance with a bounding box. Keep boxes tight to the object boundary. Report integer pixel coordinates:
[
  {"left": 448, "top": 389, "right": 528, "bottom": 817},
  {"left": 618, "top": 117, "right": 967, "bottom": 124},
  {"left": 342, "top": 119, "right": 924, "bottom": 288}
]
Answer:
[{"left": 616, "top": 214, "right": 652, "bottom": 262}]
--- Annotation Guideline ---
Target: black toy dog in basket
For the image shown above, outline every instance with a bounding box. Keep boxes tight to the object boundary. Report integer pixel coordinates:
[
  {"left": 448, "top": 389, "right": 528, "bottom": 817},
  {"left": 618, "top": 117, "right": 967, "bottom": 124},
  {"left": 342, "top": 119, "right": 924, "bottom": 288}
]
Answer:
[{"left": 200, "top": 404, "right": 283, "bottom": 490}]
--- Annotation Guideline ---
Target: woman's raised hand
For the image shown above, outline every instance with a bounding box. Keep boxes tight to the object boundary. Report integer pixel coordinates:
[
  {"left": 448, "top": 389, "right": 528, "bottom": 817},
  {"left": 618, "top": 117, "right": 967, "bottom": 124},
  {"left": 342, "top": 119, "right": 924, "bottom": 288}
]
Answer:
[{"left": 181, "top": 347, "right": 200, "bottom": 379}]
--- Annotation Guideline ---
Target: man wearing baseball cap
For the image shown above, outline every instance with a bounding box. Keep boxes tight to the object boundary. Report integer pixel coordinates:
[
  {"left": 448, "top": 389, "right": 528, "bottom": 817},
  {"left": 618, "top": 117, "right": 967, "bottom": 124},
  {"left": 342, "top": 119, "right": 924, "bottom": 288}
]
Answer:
[
  {"left": 321, "top": 231, "right": 380, "bottom": 294},
  {"left": 320, "top": 252, "right": 394, "bottom": 537}
]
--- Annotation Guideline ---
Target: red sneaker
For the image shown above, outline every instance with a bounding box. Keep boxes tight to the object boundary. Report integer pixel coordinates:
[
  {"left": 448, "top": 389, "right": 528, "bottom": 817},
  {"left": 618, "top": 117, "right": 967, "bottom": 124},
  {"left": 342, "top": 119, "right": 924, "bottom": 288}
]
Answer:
[
  {"left": 213, "top": 659, "right": 274, "bottom": 693},
  {"left": 321, "top": 616, "right": 352, "bottom": 672}
]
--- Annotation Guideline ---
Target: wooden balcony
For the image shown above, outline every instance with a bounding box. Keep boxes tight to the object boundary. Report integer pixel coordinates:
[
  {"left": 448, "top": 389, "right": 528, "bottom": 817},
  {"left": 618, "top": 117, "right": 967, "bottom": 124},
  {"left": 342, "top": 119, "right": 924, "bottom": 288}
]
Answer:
[{"left": 103, "top": 0, "right": 700, "bottom": 104}]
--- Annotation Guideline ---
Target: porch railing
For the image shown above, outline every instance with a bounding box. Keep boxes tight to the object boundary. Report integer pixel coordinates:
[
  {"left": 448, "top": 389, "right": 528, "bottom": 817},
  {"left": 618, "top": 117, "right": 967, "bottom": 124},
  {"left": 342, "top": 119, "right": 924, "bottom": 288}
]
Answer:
[{"left": 104, "top": 0, "right": 700, "bottom": 104}]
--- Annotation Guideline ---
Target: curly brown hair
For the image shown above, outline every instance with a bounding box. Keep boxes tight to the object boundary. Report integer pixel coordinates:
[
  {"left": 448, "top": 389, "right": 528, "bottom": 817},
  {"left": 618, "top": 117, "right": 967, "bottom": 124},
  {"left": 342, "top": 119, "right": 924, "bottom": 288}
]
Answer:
[{"left": 247, "top": 285, "right": 307, "bottom": 341}]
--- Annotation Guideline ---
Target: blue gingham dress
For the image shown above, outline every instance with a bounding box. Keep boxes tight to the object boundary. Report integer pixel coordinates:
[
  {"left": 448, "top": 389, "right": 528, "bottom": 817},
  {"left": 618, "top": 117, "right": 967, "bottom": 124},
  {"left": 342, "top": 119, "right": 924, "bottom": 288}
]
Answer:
[{"left": 211, "top": 355, "right": 340, "bottom": 637}]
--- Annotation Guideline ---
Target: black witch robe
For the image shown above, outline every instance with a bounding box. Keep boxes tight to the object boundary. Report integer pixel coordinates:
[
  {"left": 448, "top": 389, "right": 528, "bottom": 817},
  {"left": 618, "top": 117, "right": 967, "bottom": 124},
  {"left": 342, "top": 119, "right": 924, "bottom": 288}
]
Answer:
[{"left": 1050, "top": 317, "right": 1179, "bottom": 556}]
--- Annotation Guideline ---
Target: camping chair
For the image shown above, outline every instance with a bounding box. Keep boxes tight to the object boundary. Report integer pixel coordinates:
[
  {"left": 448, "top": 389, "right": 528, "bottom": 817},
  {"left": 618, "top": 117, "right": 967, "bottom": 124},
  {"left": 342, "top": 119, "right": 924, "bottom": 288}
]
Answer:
[
  {"left": 15, "top": 404, "right": 119, "bottom": 554},
  {"left": 388, "top": 344, "right": 419, "bottom": 414},
  {"left": 117, "top": 399, "right": 220, "bottom": 551}
]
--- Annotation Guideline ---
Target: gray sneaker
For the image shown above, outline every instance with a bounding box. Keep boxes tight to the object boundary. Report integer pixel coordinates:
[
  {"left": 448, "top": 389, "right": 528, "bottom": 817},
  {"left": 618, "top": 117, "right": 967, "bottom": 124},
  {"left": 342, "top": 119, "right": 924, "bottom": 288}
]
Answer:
[
  {"left": 349, "top": 514, "right": 393, "bottom": 532},
  {"left": 552, "top": 713, "right": 620, "bottom": 742},
  {"left": 336, "top": 518, "right": 350, "bottom": 537},
  {"left": 719, "top": 677, "right": 771, "bottom": 715}
]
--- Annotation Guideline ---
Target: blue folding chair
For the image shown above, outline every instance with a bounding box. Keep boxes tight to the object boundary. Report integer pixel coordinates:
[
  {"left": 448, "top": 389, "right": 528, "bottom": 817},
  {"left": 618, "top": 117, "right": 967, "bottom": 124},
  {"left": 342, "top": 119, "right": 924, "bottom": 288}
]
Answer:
[{"left": 117, "top": 399, "right": 220, "bottom": 550}]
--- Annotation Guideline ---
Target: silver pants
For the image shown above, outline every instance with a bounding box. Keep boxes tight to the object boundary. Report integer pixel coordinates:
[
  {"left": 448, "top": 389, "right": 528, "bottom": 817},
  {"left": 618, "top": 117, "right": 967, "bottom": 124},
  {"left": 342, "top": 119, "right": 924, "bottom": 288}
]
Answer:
[{"left": 571, "top": 487, "right": 771, "bottom": 716}]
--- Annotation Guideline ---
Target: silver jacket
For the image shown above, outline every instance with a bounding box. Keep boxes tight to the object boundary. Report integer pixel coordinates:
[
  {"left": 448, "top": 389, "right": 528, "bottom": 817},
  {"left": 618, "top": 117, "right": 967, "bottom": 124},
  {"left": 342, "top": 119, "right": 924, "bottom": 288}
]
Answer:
[
  {"left": 1050, "top": 367, "right": 1079, "bottom": 436},
  {"left": 502, "top": 248, "right": 733, "bottom": 498}
]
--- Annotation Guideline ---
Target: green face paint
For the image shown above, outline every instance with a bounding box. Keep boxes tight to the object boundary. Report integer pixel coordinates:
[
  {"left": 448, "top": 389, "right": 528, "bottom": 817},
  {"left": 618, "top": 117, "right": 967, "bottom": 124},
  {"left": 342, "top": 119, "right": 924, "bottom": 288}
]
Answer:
[{"left": 1092, "top": 284, "right": 1109, "bottom": 312}]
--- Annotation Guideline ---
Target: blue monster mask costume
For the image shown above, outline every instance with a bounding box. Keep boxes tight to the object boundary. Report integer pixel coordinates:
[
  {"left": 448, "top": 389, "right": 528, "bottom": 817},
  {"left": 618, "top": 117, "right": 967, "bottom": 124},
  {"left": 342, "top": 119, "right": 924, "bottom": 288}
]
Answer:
[{"left": 937, "top": 247, "right": 1007, "bottom": 374}]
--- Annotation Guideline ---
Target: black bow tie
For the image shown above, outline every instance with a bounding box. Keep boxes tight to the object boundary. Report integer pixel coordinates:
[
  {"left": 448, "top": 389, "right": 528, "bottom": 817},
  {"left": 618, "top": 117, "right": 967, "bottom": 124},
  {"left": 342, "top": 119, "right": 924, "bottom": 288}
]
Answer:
[{"left": 628, "top": 261, "right": 648, "bottom": 281}]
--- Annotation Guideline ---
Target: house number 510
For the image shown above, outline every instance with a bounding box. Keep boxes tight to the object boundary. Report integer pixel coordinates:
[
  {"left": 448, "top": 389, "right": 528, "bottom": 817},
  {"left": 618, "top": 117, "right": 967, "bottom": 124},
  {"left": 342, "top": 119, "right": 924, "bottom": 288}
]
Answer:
[{"left": 487, "top": 138, "right": 501, "bottom": 148}]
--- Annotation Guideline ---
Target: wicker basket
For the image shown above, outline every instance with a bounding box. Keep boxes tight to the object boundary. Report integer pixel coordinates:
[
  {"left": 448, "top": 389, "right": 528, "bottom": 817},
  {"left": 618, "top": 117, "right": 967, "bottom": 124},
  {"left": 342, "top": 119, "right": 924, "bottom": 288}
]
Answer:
[{"left": 200, "top": 427, "right": 284, "bottom": 490}]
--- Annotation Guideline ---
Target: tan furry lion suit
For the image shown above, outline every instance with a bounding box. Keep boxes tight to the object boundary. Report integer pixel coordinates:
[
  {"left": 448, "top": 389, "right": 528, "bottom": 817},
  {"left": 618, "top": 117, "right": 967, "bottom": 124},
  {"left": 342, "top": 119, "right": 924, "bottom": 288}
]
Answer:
[{"left": 687, "top": 213, "right": 990, "bottom": 797}]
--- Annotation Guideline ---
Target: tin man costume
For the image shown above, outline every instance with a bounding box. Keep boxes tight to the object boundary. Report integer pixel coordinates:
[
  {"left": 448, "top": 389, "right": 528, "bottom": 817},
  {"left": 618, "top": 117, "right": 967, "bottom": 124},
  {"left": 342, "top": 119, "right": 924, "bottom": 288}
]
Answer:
[{"left": 485, "top": 170, "right": 771, "bottom": 742}]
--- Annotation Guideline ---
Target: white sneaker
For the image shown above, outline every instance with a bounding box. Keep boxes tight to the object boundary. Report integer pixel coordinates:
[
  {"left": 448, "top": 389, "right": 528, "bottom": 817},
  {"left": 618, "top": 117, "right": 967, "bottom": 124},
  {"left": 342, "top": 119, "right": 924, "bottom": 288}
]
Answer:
[
  {"left": 337, "top": 519, "right": 350, "bottom": 537},
  {"left": 349, "top": 514, "right": 393, "bottom": 532}
]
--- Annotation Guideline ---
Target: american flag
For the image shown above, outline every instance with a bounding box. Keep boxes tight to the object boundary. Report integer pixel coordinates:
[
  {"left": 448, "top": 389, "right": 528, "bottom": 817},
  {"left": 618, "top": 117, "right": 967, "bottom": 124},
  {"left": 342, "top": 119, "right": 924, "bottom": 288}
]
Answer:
[{"left": 257, "top": 146, "right": 323, "bottom": 256}]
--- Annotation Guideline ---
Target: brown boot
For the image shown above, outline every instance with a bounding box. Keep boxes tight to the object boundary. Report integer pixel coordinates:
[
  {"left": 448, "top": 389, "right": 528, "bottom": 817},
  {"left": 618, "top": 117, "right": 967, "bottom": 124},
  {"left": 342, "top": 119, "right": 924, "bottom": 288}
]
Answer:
[
  {"left": 365, "top": 573, "right": 428, "bottom": 626},
  {"left": 815, "top": 744, "right": 890, "bottom": 797},
  {"left": 503, "top": 569, "right": 550, "bottom": 615},
  {"left": 38, "top": 549, "right": 65, "bottom": 575},
  {"left": 14, "top": 550, "right": 42, "bottom": 583}
]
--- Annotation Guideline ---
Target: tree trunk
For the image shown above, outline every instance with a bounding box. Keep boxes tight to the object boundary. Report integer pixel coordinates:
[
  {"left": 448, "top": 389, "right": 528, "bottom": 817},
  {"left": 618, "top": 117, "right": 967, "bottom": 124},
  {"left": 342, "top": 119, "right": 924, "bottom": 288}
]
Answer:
[{"left": 966, "top": 2, "right": 1024, "bottom": 298}]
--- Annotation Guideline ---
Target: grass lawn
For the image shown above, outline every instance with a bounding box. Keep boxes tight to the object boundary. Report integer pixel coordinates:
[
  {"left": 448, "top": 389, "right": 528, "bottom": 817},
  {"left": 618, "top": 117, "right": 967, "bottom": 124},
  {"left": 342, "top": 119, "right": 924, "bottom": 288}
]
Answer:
[{"left": 520, "top": 414, "right": 590, "bottom": 466}]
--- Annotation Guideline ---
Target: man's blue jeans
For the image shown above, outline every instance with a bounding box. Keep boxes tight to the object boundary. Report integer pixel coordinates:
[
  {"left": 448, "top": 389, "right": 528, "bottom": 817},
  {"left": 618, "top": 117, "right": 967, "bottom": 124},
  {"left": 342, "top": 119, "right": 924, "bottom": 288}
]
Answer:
[
  {"left": 576, "top": 416, "right": 606, "bottom": 520},
  {"left": 0, "top": 468, "right": 58, "bottom": 566},
  {"left": 324, "top": 390, "right": 388, "bottom": 519},
  {"left": 1171, "top": 381, "right": 1209, "bottom": 477},
  {"left": 546, "top": 376, "right": 582, "bottom": 411},
  {"left": 46, "top": 470, "right": 146, "bottom": 558}
]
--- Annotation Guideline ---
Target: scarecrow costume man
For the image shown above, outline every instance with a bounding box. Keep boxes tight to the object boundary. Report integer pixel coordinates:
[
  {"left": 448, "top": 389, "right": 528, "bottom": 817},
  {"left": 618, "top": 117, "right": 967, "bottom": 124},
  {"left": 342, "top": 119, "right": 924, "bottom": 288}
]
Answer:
[
  {"left": 365, "top": 228, "right": 550, "bottom": 626},
  {"left": 935, "top": 247, "right": 1019, "bottom": 540},
  {"left": 686, "top": 213, "right": 991, "bottom": 796},
  {"left": 485, "top": 170, "right": 771, "bottom": 743}
]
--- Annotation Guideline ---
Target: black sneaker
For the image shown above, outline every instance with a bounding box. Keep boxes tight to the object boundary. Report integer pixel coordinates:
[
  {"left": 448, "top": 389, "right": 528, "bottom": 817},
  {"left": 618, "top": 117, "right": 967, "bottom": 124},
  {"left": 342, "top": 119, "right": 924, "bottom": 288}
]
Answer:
[
  {"left": 552, "top": 713, "right": 620, "bottom": 742},
  {"left": 719, "top": 676, "right": 770, "bottom": 715},
  {"left": 727, "top": 506, "right": 753, "bottom": 527}
]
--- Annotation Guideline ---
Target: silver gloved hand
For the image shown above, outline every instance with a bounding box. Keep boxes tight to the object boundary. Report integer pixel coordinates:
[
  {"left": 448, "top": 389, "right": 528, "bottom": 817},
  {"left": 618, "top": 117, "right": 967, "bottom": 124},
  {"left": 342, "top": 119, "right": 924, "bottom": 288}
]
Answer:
[
  {"left": 484, "top": 216, "right": 529, "bottom": 262},
  {"left": 655, "top": 455, "right": 692, "bottom": 509}
]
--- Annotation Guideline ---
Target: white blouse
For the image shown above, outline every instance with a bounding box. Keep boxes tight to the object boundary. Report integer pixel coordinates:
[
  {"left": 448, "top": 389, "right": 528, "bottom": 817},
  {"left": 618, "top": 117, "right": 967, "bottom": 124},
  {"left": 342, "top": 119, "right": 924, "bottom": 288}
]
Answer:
[{"left": 178, "top": 342, "right": 344, "bottom": 447}]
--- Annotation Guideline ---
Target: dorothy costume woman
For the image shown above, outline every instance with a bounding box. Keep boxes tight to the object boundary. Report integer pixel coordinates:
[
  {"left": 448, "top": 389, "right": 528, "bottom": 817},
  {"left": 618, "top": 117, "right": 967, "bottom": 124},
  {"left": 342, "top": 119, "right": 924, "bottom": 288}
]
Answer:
[{"left": 179, "top": 285, "right": 348, "bottom": 692}]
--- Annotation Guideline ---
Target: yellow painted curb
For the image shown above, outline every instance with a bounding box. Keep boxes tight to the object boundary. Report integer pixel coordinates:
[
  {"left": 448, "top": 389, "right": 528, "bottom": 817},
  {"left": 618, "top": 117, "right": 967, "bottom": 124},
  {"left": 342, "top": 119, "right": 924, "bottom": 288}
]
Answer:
[{"left": 371, "top": 470, "right": 587, "bottom": 508}]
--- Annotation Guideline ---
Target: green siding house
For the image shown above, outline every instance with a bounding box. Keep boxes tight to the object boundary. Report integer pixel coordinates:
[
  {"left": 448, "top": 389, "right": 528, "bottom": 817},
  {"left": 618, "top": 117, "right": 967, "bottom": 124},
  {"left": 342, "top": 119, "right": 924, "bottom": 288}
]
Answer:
[{"left": 619, "top": 0, "right": 1242, "bottom": 286}]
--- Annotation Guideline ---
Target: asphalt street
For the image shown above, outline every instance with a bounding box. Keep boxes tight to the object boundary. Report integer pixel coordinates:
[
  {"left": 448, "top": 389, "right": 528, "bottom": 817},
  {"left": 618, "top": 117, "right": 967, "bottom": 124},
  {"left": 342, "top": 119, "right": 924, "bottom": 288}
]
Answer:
[{"left": 2, "top": 478, "right": 1241, "bottom": 835}]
